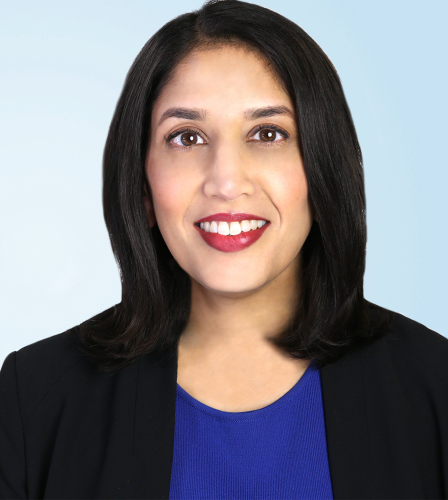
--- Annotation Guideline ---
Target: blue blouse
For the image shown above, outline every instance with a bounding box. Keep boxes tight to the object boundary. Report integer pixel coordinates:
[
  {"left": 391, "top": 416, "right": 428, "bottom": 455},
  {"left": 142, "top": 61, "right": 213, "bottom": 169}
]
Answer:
[{"left": 169, "top": 359, "right": 333, "bottom": 499}]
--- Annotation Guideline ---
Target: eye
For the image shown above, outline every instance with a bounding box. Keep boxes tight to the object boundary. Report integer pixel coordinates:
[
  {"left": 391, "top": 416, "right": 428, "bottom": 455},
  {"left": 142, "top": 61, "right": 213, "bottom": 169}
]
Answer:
[
  {"left": 250, "top": 124, "right": 289, "bottom": 145},
  {"left": 166, "top": 128, "right": 206, "bottom": 148},
  {"left": 165, "top": 124, "right": 289, "bottom": 149}
]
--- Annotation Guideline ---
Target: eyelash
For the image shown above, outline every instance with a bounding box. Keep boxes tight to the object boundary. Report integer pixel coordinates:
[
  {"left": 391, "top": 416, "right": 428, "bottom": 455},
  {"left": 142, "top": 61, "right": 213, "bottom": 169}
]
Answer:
[{"left": 165, "top": 123, "right": 290, "bottom": 150}]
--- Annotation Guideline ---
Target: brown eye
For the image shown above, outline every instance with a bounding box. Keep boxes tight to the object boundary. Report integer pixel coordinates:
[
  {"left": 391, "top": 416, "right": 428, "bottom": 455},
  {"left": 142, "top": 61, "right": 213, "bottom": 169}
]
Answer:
[
  {"left": 251, "top": 126, "right": 288, "bottom": 145},
  {"left": 168, "top": 129, "right": 206, "bottom": 148},
  {"left": 259, "top": 128, "right": 277, "bottom": 142},
  {"left": 180, "top": 132, "right": 198, "bottom": 146}
]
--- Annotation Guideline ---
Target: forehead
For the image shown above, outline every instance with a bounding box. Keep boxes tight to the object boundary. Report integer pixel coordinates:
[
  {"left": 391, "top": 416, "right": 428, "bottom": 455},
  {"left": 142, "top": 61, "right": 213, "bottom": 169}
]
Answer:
[{"left": 152, "top": 46, "right": 292, "bottom": 121}]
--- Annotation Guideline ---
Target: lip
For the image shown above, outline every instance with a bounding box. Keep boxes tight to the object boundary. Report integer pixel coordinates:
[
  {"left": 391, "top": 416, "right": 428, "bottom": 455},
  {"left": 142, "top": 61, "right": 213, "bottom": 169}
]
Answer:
[
  {"left": 195, "top": 213, "right": 269, "bottom": 224},
  {"left": 194, "top": 220, "right": 270, "bottom": 253}
]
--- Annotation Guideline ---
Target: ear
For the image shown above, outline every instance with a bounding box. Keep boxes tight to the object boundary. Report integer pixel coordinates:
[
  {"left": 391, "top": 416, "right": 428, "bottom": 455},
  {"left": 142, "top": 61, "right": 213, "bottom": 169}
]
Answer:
[{"left": 143, "top": 181, "right": 157, "bottom": 228}]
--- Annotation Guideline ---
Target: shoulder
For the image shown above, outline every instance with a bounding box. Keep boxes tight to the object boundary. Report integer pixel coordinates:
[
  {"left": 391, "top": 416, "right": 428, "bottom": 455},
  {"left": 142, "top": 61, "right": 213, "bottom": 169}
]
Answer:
[
  {"left": 0, "top": 314, "right": 113, "bottom": 424},
  {"left": 4, "top": 305, "right": 120, "bottom": 389},
  {"left": 321, "top": 305, "right": 448, "bottom": 431},
  {"left": 13, "top": 323, "right": 92, "bottom": 376},
  {"left": 320, "top": 307, "right": 448, "bottom": 498},
  {"left": 0, "top": 306, "right": 175, "bottom": 427},
  {"left": 390, "top": 309, "right": 447, "bottom": 357},
  {"left": 357, "top": 304, "right": 448, "bottom": 396},
  {"left": 2, "top": 324, "right": 88, "bottom": 377},
  {"left": 323, "top": 304, "right": 448, "bottom": 403},
  {"left": 372, "top": 306, "right": 447, "bottom": 379},
  {"left": 14, "top": 325, "right": 86, "bottom": 369}
]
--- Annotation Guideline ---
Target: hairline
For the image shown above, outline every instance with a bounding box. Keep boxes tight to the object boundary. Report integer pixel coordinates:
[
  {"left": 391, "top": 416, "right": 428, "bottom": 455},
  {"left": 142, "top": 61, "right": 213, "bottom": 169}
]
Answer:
[{"left": 151, "top": 38, "right": 291, "bottom": 115}]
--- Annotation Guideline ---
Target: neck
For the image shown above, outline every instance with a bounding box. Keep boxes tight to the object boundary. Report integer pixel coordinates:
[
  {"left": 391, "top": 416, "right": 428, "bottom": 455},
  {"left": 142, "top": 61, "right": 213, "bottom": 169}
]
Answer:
[
  {"left": 179, "top": 254, "right": 301, "bottom": 356},
  {"left": 176, "top": 254, "right": 311, "bottom": 412}
]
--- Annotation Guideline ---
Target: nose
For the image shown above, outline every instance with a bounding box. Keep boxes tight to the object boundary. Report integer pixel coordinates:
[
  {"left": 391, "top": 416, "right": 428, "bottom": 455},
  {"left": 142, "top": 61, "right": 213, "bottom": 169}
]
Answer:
[{"left": 202, "top": 143, "right": 256, "bottom": 201}]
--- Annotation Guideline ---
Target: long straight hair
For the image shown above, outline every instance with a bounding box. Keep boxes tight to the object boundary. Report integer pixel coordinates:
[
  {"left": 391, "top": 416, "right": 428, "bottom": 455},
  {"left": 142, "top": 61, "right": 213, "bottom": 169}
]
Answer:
[{"left": 78, "top": 0, "right": 392, "bottom": 372}]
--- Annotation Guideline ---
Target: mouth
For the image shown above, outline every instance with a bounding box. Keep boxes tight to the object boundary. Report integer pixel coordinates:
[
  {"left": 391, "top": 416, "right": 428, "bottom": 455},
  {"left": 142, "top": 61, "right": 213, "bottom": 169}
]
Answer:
[
  {"left": 194, "top": 213, "right": 270, "bottom": 252},
  {"left": 194, "top": 213, "right": 269, "bottom": 234}
]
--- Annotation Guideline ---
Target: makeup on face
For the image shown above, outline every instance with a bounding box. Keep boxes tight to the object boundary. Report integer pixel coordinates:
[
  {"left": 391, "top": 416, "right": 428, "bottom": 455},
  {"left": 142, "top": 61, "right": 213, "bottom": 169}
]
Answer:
[{"left": 145, "top": 46, "right": 312, "bottom": 295}]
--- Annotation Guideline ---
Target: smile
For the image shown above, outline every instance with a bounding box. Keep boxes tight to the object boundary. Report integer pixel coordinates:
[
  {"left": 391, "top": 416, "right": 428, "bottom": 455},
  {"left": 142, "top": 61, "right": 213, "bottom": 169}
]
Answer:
[
  {"left": 198, "top": 219, "right": 267, "bottom": 235},
  {"left": 194, "top": 213, "right": 270, "bottom": 252}
]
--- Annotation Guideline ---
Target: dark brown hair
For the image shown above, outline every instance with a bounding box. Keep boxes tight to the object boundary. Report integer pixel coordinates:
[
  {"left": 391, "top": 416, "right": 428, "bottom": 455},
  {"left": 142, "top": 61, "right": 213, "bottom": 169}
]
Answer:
[{"left": 77, "top": 0, "right": 392, "bottom": 372}]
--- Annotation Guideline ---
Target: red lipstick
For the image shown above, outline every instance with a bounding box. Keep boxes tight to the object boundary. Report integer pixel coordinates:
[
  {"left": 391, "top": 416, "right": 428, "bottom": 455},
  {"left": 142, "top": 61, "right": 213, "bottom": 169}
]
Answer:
[{"left": 194, "top": 213, "right": 270, "bottom": 253}]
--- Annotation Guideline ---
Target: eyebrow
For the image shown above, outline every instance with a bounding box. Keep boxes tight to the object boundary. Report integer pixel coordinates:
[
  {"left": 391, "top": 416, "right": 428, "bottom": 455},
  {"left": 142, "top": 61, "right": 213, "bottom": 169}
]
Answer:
[
  {"left": 157, "top": 105, "right": 294, "bottom": 126},
  {"left": 244, "top": 105, "right": 294, "bottom": 121},
  {"left": 158, "top": 107, "right": 207, "bottom": 126}
]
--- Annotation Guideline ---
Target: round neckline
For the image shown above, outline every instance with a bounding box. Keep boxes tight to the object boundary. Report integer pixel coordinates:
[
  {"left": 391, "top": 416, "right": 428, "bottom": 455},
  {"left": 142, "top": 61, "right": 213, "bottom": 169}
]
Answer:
[{"left": 176, "top": 359, "right": 317, "bottom": 422}]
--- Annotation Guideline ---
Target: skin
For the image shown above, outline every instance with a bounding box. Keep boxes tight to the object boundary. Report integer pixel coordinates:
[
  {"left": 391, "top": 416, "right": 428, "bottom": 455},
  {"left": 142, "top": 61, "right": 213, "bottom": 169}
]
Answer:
[{"left": 145, "top": 45, "right": 314, "bottom": 412}]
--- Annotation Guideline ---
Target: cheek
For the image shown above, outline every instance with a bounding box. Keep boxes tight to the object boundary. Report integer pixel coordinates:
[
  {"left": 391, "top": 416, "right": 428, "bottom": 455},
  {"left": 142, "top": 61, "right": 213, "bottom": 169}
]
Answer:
[
  {"left": 268, "top": 160, "right": 310, "bottom": 215},
  {"left": 280, "top": 175, "right": 313, "bottom": 264},
  {"left": 292, "top": 173, "right": 312, "bottom": 223},
  {"left": 287, "top": 169, "right": 308, "bottom": 200},
  {"left": 270, "top": 164, "right": 313, "bottom": 251},
  {"left": 146, "top": 162, "right": 194, "bottom": 224}
]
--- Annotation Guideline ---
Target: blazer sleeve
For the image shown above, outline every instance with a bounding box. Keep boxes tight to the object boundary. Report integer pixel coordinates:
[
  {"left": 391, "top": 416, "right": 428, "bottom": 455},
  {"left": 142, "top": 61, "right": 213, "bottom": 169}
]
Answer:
[{"left": 0, "top": 352, "right": 28, "bottom": 499}]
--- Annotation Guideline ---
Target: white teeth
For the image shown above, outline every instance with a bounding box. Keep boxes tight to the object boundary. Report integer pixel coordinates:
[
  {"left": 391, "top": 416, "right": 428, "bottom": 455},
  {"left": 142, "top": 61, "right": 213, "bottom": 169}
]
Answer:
[
  {"left": 200, "top": 219, "right": 268, "bottom": 235},
  {"left": 229, "top": 221, "right": 241, "bottom": 235},
  {"left": 218, "top": 221, "right": 230, "bottom": 235}
]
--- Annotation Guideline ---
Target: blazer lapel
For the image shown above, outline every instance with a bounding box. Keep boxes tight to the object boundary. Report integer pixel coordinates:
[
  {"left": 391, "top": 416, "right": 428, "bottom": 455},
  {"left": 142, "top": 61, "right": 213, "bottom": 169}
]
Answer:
[
  {"left": 320, "top": 350, "right": 371, "bottom": 499},
  {"left": 132, "top": 347, "right": 178, "bottom": 500}
]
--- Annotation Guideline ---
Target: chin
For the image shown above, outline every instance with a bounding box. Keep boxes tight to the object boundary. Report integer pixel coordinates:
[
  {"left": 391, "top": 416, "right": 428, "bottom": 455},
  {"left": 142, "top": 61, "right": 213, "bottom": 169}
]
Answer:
[{"left": 191, "top": 270, "right": 271, "bottom": 296}]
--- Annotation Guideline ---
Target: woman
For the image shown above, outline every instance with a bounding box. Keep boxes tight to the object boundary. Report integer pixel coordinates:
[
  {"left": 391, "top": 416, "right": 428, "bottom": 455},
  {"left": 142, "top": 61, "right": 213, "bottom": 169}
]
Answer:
[{"left": 1, "top": 0, "right": 447, "bottom": 499}]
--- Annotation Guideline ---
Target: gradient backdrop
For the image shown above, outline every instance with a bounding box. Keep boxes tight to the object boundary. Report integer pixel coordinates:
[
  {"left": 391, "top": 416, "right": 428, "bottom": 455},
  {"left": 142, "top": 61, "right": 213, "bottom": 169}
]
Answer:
[{"left": 1, "top": 0, "right": 447, "bottom": 364}]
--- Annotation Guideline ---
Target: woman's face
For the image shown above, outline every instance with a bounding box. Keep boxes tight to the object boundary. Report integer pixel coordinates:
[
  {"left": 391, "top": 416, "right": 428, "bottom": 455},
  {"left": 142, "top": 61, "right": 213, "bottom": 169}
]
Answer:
[{"left": 146, "top": 45, "right": 313, "bottom": 296}]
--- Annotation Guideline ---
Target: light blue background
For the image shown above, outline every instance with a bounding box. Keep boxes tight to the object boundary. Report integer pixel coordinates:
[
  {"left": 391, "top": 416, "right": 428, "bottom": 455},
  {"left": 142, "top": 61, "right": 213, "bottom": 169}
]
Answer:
[{"left": 1, "top": 0, "right": 447, "bottom": 364}]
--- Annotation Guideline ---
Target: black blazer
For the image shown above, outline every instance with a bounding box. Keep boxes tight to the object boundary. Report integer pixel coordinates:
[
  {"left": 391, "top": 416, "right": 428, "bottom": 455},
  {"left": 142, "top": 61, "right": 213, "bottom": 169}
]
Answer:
[{"left": 1, "top": 309, "right": 447, "bottom": 500}]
